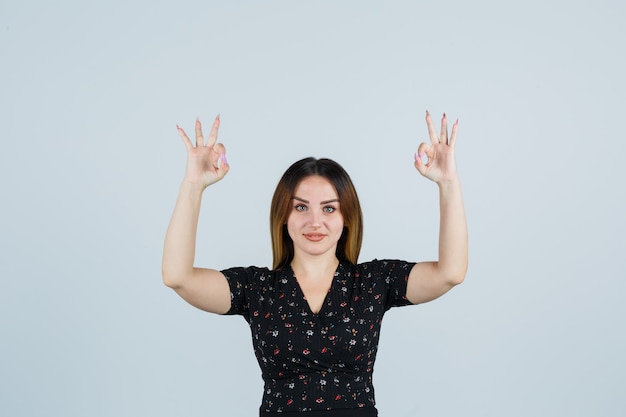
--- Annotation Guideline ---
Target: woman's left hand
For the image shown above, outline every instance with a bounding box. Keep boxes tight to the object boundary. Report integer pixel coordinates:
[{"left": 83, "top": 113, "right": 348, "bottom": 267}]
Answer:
[{"left": 414, "top": 111, "right": 459, "bottom": 184}]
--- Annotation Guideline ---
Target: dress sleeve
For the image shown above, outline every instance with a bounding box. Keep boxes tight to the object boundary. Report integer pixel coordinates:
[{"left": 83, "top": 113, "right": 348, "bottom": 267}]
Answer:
[
  {"left": 361, "top": 259, "right": 416, "bottom": 310},
  {"left": 220, "top": 266, "right": 269, "bottom": 316}
]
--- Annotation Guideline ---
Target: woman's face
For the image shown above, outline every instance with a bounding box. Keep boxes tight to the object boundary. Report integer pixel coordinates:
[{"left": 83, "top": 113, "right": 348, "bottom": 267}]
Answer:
[{"left": 287, "top": 175, "right": 344, "bottom": 260}]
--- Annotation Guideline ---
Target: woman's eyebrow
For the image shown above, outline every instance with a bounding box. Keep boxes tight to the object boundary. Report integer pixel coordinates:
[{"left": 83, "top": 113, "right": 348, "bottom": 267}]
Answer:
[{"left": 292, "top": 197, "right": 339, "bottom": 205}]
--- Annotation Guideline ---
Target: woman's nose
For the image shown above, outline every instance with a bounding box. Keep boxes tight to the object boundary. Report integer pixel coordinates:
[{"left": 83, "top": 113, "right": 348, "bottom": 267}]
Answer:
[{"left": 309, "top": 210, "right": 322, "bottom": 227}]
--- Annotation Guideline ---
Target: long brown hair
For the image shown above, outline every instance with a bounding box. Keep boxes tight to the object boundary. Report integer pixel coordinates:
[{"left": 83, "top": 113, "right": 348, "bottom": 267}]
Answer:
[{"left": 270, "top": 157, "right": 363, "bottom": 270}]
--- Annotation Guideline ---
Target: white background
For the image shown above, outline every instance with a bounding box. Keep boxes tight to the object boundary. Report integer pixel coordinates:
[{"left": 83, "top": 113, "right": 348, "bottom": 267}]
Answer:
[{"left": 1, "top": 1, "right": 625, "bottom": 416}]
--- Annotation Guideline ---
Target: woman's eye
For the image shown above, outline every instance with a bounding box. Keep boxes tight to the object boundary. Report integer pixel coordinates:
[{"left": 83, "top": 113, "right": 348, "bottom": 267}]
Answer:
[
  {"left": 323, "top": 206, "right": 336, "bottom": 213},
  {"left": 295, "top": 204, "right": 307, "bottom": 212}
]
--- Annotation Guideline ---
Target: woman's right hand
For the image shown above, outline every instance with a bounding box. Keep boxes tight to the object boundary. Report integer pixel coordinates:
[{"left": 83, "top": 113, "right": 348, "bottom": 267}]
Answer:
[{"left": 177, "top": 115, "right": 230, "bottom": 189}]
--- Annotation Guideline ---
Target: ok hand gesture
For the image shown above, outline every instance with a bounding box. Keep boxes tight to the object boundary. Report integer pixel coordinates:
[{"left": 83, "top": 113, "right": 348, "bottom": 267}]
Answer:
[
  {"left": 414, "top": 111, "right": 459, "bottom": 185},
  {"left": 177, "top": 115, "right": 230, "bottom": 189}
]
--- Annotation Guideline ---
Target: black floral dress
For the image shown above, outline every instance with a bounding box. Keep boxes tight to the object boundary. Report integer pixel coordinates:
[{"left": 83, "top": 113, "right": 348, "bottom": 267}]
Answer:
[{"left": 221, "top": 260, "right": 416, "bottom": 415}]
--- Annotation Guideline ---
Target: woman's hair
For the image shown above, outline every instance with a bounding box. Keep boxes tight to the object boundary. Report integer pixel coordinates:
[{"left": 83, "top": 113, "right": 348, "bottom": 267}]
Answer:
[{"left": 270, "top": 157, "right": 363, "bottom": 269}]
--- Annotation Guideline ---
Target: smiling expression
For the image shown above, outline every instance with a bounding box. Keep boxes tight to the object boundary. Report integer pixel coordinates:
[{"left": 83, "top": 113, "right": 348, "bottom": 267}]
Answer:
[{"left": 286, "top": 175, "right": 345, "bottom": 260}]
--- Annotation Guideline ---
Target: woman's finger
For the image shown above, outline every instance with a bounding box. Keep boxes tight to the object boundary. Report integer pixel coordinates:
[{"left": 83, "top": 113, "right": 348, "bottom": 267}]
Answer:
[
  {"left": 425, "top": 111, "right": 439, "bottom": 144},
  {"left": 217, "top": 152, "right": 230, "bottom": 177},
  {"left": 176, "top": 125, "right": 193, "bottom": 150},
  {"left": 206, "top": 142, "right": 228, "bottom": 171},
  {"left": 449, "top": 118, "right": 459, "bottom": 148},
  {"left": 213, "top": 142, "right": 226, "bottom": 155},
  {"left": 414, "top": 142, "right": 431, "bottom": 175},
  {"left": 206, "top": 114, "right": 220, "bottom": 148},
  {"left": 440, "top": 113, "right": 448, "bottom": 145},
  {"left": 195, "top": 118, "right": 204, "bottom": 147}
]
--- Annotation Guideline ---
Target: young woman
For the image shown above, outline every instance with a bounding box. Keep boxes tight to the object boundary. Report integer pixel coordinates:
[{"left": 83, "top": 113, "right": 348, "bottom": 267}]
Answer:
[{"left": 162, "top": 112, "right": 468, "bottom": 416}]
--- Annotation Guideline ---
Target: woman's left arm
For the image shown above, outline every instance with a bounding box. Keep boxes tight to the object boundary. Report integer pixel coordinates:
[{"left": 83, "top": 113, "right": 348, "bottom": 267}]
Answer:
[{"left": 405, "top": 111, "right": 468, "bottom": 304}]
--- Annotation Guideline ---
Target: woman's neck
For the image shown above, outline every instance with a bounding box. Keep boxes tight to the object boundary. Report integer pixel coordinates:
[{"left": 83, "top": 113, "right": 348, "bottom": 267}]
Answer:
[{"left": 290, "top": 254, "right": 339, "bottom": 281}]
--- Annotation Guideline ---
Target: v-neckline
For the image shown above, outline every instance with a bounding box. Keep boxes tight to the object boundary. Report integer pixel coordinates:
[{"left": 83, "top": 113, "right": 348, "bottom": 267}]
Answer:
[{"left": 290, "top": 262, "right": 341, "bottom": 316}]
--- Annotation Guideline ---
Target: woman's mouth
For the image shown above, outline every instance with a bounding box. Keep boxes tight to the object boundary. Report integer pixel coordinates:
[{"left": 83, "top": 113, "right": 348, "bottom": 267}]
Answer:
[{"left": 304, "top": 233, "right": 325, "bottom": 242}]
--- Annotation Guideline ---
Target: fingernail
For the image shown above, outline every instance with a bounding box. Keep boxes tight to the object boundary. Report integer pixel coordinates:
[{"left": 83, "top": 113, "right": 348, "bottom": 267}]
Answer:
[
  {"left": 425, "top": 110, "right": 430, "bottom": 116},
  {"left": 176, "top": 124, "right": 180, "bottom": 130},
  {"left": 216, "top": 113, "right": 221, "bottom": 120},
  {"left": 414, "top": 152, "right": 419, "bottom": 162},
  {"left": 220, "top": 153, "right": 228, "bottom": 165},
  {"left": 418, "top": 151, "right": 424, "bottom": 161},
  {"left": 443, "top": 112, "right": 446, "bottom": 119}
]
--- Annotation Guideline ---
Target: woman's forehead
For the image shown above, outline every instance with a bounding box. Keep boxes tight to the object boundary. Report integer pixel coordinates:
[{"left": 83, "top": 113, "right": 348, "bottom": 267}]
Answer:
[{"left": 293, "top": 176, "right": 339, "bottom": 200}]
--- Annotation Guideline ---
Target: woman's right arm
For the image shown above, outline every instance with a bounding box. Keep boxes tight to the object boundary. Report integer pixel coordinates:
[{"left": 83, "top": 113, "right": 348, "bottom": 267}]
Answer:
[{"left": 161, "top": 116, "right": 232, "bottom": 314}]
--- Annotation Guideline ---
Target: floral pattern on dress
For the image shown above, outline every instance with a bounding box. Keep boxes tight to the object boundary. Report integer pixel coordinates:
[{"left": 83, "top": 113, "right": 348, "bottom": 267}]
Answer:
[{"left": 222, "top": 260, "right": 415, "bottom": 413}]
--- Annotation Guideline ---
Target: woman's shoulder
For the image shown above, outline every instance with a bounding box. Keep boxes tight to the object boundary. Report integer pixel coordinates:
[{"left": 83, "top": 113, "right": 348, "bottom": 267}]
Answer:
[
  {"left": 220, "top": 265, "right": 289, "bottom": 284},
  {"left": 354, "top": 258, "right": 414, "bottom": 268},
  {"left": 349, "top": 259, "right": 416, "bottom": 277},
  {"left": 221, "top": 265, "right": 271, "bottom": 274}
]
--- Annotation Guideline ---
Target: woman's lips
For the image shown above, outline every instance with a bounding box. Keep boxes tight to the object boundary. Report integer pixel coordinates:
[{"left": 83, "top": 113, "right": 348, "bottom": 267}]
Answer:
[{"left": 304, "top": 233, "right": 325, "bottom": 242}]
